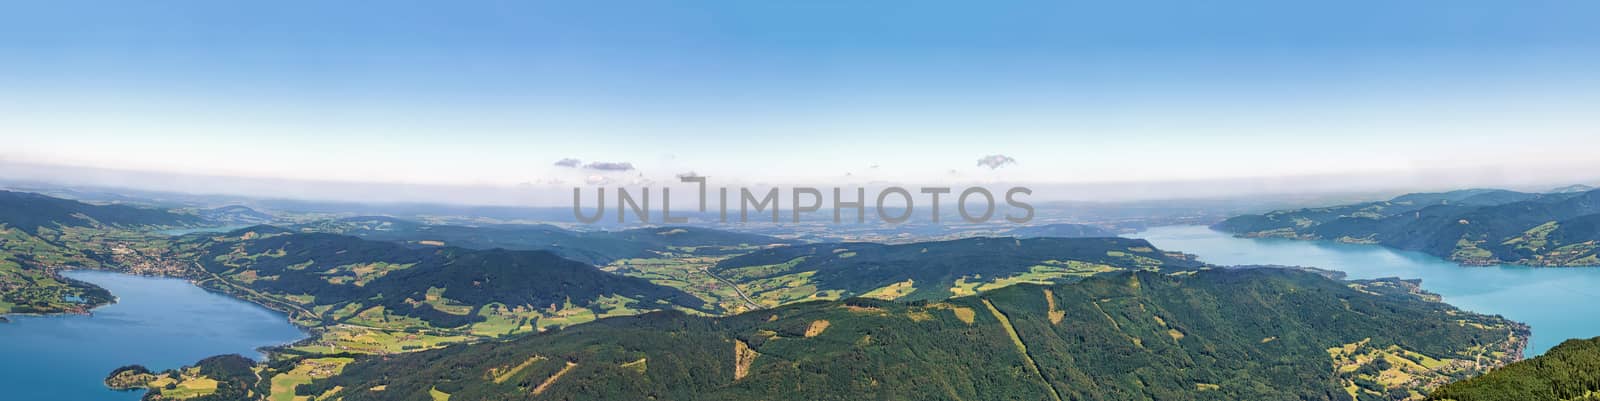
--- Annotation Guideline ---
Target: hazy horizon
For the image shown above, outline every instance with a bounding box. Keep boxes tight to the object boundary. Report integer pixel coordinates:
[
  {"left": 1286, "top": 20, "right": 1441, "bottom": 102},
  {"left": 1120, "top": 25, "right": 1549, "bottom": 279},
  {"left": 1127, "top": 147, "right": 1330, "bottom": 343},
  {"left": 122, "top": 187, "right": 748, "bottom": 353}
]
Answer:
[
  {"left": 3, "top": 158, "right": 1594, "bottom": 207},
  {"left": 4, "top": 1, "right": 1598, "bottom": 205}
]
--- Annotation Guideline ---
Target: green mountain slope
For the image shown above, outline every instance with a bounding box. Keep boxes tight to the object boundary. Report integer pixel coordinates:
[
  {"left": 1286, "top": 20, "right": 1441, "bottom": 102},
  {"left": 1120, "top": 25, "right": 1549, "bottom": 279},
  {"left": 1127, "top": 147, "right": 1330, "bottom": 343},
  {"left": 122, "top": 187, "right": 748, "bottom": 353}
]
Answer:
[
  {"left": 183, "top": 226, "right": 713, "bottom": 337},
  {"left": 1215, "top": 188, "right": 1600, "bottom": 266},
  {"left": 706, "top": 236, "right": 1203, "bottom": 305},
  {"left": 0, "top": 190, "right": 202, "bottom": 234},
  {"left": 186, "top": 268, "right": 1525, "bottom": 401},
  {"left": 301, "top": 217, "right": 787, "bottom": 265},
  {"left": 1427, "top": 337, "right": 1600, "bottom": 401}
]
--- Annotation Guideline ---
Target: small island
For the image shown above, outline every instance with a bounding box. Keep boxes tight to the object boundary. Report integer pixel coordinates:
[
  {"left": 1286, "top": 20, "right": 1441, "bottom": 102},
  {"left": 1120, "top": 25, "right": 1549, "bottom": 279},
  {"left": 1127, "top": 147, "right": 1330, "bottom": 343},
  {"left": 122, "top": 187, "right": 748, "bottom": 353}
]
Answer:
[{"left": 104, "top": 365, "right": 157, "bottom": 391}]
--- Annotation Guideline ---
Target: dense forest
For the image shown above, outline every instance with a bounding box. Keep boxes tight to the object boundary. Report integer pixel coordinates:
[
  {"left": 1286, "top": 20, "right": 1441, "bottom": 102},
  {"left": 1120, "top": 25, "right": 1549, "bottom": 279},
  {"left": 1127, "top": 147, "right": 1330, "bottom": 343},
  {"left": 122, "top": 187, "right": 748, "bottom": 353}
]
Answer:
[
  {"left": 1427, "top": 337, "right": 1600, "bottom": 401},
  {"left": 1216, "top": 188, "right": 1600, "bottom": 266},
  {"left": 184, "top": 226, "right": 714, "bottom": 328},
  {"left": 711, "top": 236, "right": 1204, "bottom": 301},
  {"left": 202, "top": 268, "right": 1527, "bottom": 401}
]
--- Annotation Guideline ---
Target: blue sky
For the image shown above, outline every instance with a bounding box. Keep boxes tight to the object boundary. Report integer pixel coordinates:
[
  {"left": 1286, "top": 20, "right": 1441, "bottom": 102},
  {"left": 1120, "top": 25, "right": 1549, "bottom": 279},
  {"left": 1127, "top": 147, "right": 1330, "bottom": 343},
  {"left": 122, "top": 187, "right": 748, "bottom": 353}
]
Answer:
[{"left": 2, "top": 0, "right": 1598, "bottom": 201}]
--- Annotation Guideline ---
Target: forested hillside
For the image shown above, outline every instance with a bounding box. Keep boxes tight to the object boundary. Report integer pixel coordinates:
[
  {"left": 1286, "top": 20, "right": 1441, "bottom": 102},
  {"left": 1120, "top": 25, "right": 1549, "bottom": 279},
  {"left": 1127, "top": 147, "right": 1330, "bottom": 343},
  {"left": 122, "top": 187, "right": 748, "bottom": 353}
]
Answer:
[
  {"left": 178, "top": 268, "right": 1527, "bottom": 401},
  {"left": 1216, "top": 188, "right": 1600, "bottom": 266},
  {"left": 182, "top": 226, "right": 713, "bottom": 331},
  {"left": 1427, "top": 337, "right": 1600, "bottom": 401},
  {"left": 707, "top": 236, "right": 1203, "bottom": 304},
  {"left": 0, "top": 190, "right": 201, "bottom": 235}
]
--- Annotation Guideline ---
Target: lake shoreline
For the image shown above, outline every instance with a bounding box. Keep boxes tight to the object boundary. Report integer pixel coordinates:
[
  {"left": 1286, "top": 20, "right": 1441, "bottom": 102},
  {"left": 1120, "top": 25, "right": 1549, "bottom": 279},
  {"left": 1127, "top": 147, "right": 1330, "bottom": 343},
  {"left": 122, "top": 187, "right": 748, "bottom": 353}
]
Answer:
[
  {"left": 14, "top": 270, "right": 314, "bottom": 354},
  {"left": 6, "top": 267, "right": 316, "bottom": 350},
  {"left": 1138, "top": 225, "right": 1600, "bottom": 357},
  {"left": 0, "top": 271, "right": 309, "bottom": 400},
  {"left": 1216, "top": 227, "right": 1600, "bottom": 268},
  {"left": 0, "top": 269, "right": 126, "bottom": 321}
]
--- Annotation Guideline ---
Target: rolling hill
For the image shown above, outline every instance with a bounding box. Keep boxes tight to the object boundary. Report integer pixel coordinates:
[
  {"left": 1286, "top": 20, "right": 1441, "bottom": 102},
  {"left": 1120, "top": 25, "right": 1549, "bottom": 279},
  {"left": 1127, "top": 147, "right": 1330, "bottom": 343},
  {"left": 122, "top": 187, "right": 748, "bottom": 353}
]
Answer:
[
  {"left": 300, "top": 217, "right": 787, "bottom": 265},
  {"left": 195, "top": 205, "right": 276, "bottom": 225},
  {"left": 1215, "top": 188, "right": 1600, "bottom": 266},
  {"left": 704, "top": 236, "right": 1203, "bottom": 305},
  {"left": 129, "top": 268, "right": 1526, "bottom": 401},
  {"left": 182, "top": 226, "right": 715, "bottom": 331},
  {"left": 1004, "top": 223, "right": 1121, "bottom": 238}
]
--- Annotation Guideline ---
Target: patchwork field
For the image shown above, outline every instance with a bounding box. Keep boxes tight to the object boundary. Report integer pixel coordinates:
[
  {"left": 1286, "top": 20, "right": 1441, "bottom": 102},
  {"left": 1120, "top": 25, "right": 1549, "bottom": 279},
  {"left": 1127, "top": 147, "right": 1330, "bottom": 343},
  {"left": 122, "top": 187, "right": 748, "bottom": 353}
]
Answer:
[
  {"left": 602, "top": 251, "right": 764, "bottom": 313},
  {"left": 268, "top": 358, "right": 353, "bottom": 401}
]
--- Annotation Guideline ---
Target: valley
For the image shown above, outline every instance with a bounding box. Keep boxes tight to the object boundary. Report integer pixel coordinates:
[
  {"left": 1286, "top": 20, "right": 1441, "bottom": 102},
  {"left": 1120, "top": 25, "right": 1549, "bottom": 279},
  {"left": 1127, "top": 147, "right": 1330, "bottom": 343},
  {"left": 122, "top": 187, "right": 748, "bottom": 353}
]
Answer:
[
  {"left": 10, "top": 1, "right": 1600, "bottom": 398},
  {"left": 2, "top": 271, "right": 304, "bottom": 401},
  {"left": 3, "top": 188, "right": 1599, "bottom": 400}
]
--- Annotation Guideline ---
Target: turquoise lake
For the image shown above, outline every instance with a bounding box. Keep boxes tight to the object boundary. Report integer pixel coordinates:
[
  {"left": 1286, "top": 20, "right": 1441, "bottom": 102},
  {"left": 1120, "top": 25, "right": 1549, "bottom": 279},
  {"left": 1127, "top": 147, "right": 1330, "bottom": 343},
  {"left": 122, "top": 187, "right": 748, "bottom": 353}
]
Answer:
[
  {"left": 0, "top": 271, "right": 305, "bottom": 401},
  {"left": 1137, "top": 225, "right": 1600, "bottom": 357}
]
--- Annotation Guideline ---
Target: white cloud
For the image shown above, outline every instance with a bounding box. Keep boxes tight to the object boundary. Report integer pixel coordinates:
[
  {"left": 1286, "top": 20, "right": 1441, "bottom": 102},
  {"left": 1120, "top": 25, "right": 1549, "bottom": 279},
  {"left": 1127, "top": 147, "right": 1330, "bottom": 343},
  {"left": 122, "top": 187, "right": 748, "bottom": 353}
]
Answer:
[
  {"left": 976, "top": 154, "right": 1016, "bottom": 169},
  {"left": 584, "top": 161, "right": 635, "bottom": 171}
]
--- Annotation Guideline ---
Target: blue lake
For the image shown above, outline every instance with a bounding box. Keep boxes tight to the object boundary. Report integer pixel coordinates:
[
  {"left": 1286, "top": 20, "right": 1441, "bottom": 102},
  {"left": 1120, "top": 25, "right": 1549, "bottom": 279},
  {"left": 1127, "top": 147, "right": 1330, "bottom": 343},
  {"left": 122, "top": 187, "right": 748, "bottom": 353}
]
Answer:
[
  {"left": 0, "top": 271, "right": 305, "bottom": 401},
  {"left": 1137, "top": 225, "right": 1600, "bottom": 357}
]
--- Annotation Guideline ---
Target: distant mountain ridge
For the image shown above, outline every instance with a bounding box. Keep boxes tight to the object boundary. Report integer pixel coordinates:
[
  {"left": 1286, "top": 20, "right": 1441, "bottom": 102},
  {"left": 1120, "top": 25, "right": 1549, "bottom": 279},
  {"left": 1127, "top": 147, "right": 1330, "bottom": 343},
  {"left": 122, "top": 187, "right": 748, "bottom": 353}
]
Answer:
[
  {"left": 299, "top": 217, "right": 788, "bottom": 265},
  {"left": 0, "top": 190, "right": 201, "bottom": 234},
  {"left": 196, "top": 205, "right": 275, "bottom": 225},
  {"left": 1215, "top": 188, "right": 1600, "bottom": 266},
  {"left": 1004, "top": 223, "right": 1121, "bottom": 238},
  {"left": 1549, "top": 184, "right": 1596, "bottom": 194}
]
